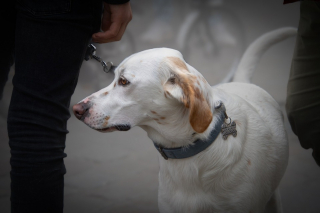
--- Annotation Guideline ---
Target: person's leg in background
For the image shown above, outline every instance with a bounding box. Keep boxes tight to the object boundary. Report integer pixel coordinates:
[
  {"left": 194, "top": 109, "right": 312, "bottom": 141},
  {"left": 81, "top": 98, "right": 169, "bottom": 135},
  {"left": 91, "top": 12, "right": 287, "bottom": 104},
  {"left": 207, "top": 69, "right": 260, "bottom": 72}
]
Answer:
[
  {"left": 286, "top": 1, "right": 320, "bottom": 166},
  {"left": 8, "top": 1, "right": 102, "bottom": 212}
]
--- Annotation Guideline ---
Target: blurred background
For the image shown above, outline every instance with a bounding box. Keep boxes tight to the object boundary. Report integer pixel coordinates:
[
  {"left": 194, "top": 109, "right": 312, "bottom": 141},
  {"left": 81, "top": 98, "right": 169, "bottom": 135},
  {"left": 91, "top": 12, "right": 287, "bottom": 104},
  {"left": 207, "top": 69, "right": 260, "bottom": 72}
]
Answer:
[{"left": 1, "top": 0, "right": 320, "bottom": 212}]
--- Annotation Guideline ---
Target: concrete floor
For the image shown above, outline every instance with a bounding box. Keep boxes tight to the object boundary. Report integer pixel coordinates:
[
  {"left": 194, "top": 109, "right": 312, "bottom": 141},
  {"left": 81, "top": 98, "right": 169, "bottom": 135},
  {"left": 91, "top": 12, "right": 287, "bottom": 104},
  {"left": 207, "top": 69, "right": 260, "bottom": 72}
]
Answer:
[{"left": 1, "top": 0, "right": 320, "bottom": 212}]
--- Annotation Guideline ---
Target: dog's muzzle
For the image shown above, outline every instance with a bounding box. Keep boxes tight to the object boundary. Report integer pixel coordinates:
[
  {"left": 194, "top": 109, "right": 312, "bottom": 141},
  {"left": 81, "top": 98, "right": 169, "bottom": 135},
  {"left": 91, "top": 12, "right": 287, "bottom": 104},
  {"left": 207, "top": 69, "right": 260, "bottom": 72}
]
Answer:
[{"left": 72, "top": 101, "right": 91, "bottom": 121}]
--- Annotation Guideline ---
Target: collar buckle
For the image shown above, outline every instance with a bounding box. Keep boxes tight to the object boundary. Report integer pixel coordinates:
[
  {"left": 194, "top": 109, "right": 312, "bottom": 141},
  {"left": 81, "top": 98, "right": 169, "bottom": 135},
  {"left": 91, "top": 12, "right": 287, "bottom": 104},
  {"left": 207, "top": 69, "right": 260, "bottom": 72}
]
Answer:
[{"left": 157, "top": 146, "right": 168, "bottom": 160}]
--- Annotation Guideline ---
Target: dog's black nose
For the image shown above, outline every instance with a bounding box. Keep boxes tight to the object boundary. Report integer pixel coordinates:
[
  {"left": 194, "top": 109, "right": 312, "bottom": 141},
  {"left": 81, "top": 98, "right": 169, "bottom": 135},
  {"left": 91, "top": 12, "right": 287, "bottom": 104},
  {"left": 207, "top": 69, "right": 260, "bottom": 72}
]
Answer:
[{"left": 72, "top": 102, "right": 90, "bottom": 120}]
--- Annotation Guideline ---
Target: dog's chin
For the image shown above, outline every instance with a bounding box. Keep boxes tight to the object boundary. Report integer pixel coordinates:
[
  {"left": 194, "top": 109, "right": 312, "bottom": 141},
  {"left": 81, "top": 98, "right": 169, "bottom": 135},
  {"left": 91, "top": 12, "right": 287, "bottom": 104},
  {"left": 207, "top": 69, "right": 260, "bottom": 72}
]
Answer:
[
  {"left": 96, "top": 127, "right": 118, "bottom": 133},
  {"left": 94, "top": 124, "right": 131, "bottom": 133}
]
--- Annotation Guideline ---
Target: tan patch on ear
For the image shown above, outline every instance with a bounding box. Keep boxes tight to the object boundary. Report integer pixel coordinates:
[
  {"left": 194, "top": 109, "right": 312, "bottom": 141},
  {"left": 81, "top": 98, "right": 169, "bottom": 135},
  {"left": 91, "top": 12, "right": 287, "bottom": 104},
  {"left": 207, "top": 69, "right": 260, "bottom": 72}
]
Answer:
[
  {"left": 167, "top": 57, "right": 189, "bottom": 73},
  {"left": 103, "top": 91, "right": 108, "bottom": 96},
  {"left": 114, "top": 82, "right": 116, "bottom": 87},
  {"left": 188, "top": 94, "right": 213, "bottom": 133},
  {"left": 175, "top": 73, "right": 212, "bottom": 133},
  {"left": 165, "top": 57, "right": 212, "bottom": 133}
]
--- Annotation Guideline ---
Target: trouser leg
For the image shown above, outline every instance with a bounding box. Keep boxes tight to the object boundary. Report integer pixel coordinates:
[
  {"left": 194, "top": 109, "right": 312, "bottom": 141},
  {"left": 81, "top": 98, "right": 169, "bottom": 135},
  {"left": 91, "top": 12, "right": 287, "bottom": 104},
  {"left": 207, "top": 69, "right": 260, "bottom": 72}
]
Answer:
[
  {"left": 8, "top": 1, "right": 102, "bottom": 212},
  {"left": 0, "top": 1, "right": 16, "bottom": 101},
  {"left": 286, "top": 1, "right": 320, "bottom": 166}
]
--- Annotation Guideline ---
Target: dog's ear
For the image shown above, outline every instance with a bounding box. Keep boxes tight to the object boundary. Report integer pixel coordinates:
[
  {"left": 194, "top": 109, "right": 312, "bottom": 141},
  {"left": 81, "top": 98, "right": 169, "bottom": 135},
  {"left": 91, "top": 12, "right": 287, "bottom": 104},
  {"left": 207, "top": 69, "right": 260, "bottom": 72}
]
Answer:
[{"left": 164, "top": 57, "right": 213, "bottom": 133}]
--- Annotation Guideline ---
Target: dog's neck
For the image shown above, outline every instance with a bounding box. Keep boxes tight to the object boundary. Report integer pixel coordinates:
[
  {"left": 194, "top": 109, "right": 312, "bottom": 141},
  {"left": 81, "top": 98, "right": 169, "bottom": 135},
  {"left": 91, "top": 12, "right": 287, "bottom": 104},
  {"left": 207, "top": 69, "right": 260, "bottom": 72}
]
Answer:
[
  {"left": 140, "top": 99, "right": 222, "bottom": 149},
  {"left": 140, "top": 125, "right": 195, "bottom": 148},
  {"left": 140, "top": 118, "right": 196, "bottom": 148}
]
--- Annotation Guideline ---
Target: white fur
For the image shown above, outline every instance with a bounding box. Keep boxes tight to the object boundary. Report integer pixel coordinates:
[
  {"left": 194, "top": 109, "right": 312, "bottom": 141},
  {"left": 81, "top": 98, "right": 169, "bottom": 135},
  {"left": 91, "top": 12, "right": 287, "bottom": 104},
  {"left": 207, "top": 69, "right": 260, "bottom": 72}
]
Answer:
[{"left": 76, "top": 27, "right": 296, "bottom": 212}]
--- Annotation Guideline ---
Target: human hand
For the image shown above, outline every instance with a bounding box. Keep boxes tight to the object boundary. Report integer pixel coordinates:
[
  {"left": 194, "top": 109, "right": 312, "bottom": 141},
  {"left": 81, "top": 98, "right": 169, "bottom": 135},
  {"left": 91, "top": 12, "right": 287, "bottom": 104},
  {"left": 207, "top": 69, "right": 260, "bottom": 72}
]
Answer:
[{"left": 92, "top": 2, "right": 132, "bottom": 43}]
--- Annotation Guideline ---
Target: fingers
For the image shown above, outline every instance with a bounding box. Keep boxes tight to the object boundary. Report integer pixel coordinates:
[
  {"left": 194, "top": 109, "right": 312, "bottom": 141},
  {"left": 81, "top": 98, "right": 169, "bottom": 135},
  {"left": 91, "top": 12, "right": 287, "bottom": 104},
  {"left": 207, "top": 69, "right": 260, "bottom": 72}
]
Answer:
[
  {"left": 92, "top": 2, "right": 132, "bottom": 43},
  {"left": 115, "top": 21, "right": 129, "bottom": 41}
]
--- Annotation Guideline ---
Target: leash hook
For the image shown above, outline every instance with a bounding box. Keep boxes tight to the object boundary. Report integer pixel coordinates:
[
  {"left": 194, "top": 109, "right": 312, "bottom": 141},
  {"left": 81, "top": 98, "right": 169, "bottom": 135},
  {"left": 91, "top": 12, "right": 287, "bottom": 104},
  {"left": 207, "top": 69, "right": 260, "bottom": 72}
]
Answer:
[{"left": 85, "top": 44, "right": 116, "bottom": 73}]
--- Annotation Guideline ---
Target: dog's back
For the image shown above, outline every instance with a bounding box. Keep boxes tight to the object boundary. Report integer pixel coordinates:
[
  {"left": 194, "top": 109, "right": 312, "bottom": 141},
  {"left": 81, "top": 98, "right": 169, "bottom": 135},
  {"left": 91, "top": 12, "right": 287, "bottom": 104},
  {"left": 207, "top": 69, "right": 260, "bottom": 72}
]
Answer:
[{"left": 204, "top": 27, "right": 296, "bottom": 212}]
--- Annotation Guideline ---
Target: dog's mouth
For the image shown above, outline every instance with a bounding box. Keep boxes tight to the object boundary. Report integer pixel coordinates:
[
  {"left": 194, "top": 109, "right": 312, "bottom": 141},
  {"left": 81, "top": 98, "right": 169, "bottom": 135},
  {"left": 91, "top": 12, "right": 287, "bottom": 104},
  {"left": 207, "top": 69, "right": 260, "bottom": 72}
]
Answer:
[{"left": 96, "top": 124, "right": 131, "bottom": 133}]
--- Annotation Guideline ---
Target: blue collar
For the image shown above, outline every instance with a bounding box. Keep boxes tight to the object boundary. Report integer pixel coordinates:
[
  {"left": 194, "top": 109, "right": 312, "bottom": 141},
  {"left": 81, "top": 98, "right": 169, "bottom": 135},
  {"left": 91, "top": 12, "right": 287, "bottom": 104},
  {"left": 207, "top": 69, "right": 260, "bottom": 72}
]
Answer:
[{"left": 153, "top": 112, "right": 225, "bottom": 160}]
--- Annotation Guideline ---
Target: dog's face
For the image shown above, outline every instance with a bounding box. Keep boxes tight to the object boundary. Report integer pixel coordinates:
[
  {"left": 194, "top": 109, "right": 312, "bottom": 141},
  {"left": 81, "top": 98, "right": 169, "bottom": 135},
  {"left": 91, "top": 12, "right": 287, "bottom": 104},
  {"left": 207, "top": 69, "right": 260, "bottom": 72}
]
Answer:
[{"left": 73, "top": 48, "right": 213, "bottom": 141}]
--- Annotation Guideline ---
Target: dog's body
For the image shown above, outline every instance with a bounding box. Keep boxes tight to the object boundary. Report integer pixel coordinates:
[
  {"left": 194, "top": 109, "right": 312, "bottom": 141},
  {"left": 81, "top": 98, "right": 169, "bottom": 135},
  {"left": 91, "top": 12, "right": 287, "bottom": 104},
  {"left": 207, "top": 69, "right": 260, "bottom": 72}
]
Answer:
[
  {"left": 73, "top": 27, "right": 296, "bottom": 213},
  {"left": 157, "top": 82, "right": 288, "bottom": 213}
]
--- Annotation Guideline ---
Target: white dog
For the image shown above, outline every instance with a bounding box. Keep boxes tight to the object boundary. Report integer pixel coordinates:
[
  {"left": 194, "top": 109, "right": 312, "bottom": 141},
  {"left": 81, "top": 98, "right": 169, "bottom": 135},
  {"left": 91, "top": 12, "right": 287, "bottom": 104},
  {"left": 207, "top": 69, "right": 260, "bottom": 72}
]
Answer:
[{"left": 73, "top": 27, "right": 296, "bottom": 213}]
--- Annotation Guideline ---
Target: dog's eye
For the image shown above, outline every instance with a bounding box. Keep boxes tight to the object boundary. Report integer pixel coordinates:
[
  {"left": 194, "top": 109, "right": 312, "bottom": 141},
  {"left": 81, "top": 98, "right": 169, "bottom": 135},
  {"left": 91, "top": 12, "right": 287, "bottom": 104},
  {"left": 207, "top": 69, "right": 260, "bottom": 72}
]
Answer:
[{"left": 119, "top": 76, "right": 130, "bottom": 86}]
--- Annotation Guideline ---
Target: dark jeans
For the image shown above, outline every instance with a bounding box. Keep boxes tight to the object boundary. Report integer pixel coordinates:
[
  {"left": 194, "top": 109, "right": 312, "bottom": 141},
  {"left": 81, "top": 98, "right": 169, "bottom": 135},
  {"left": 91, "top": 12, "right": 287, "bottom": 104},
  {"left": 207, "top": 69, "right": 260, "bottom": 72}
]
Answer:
[
  {"left": 0, "top": 1, "right": 16, "bottom": 101},
  {"left": 286, "top": 1, "right": 320, "bottom": 166},
  {"left": 3, "top": 1, "right": 102, "bottom": 212}
]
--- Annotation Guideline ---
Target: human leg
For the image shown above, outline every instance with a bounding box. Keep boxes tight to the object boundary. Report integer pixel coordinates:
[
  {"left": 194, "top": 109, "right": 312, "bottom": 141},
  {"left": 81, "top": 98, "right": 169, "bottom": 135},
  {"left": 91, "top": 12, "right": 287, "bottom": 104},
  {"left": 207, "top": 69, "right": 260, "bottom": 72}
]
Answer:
[
  {"left": 286, "top": 1, "right": 320, "bottom": 166},
  {"left": 8, "top": 1, "right": 102, "bottom": 212},
  {"left": 0, "top": 1, "right": 16, "bottom": 118}
]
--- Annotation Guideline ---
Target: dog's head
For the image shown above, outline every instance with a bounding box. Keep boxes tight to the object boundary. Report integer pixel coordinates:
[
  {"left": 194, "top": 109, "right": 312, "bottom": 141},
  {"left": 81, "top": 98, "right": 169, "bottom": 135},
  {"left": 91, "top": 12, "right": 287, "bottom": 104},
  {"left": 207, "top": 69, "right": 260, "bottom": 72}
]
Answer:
[{"left": 73, "top": 48, "right": 213, "bottom": 140}]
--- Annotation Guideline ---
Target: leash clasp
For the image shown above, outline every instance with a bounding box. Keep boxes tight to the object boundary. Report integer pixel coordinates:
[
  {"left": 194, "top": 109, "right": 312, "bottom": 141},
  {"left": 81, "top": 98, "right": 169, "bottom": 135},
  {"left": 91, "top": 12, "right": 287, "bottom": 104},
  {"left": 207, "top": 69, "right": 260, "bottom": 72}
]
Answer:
[{"left": 85, "top": 44, "right": 116, "bottom": 73}]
